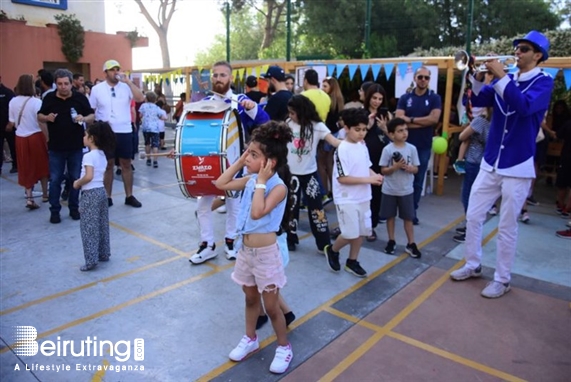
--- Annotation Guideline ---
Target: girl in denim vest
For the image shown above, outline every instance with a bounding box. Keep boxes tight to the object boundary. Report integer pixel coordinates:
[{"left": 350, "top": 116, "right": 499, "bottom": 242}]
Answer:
[{"left": 215, "top": 121, "right": 294, "bottom": 374}]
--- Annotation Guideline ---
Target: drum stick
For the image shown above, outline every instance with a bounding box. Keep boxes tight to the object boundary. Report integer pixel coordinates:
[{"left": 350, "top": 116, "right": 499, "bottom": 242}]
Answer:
[
  {"left": 208, "top": 90, "right": 233, "bottom": 102},
  {"left": 139, "top": 152, "right": 175, "bottom": 159}
]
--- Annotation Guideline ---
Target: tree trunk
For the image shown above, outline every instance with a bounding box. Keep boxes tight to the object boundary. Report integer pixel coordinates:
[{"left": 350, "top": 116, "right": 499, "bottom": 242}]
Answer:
[{"left": 133, "top": 0, "right": 176, "bottom": 69}]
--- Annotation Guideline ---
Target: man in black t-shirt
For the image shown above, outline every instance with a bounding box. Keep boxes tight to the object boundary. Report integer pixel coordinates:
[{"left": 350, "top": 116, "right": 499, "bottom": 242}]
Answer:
[
  {"left": 38, "top": 69, "right": 94, "bottom": 224},
  {"left": 261, "top": 66, "right": 293, "bottom": 122}
]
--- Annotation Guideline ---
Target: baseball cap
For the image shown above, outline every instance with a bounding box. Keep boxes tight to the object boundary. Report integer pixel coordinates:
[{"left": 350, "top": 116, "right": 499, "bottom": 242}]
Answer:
[
  {"left": 261, "top": 66, "right": 286, "bottom": 81},
  {"left": 246, "top": 75, "right": 258, "bottom": 88},
  {"left": 103, "top": 60, "right": 121, "bottom": 71}
]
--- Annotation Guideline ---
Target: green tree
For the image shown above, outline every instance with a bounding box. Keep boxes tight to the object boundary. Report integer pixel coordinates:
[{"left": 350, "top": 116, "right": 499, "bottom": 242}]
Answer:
[{"left": 134, "top": 0, "right": 176, "bottom": 68}]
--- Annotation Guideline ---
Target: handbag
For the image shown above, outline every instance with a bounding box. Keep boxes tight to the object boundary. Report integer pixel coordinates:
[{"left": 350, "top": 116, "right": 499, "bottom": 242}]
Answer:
[{"left": 15, "top": 97, "right": 32, "bottom": 130}]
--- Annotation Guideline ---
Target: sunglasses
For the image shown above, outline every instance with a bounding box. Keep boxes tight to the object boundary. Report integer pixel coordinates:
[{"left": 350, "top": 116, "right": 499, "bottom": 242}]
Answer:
[
  {"left": 514, "top": 45, "right": 533, "bottom": 53},
  {"left": 111, "top": 87, "right": 116, "bottom": 98},
  {"left": 416, "top": 75, "right": 430, "bottom": 81}
]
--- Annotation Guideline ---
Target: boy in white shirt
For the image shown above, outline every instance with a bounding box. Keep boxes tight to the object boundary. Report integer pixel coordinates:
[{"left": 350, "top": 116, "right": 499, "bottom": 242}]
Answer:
[{"left": 324, "top": 108, "right": 384, "bottom": 277}]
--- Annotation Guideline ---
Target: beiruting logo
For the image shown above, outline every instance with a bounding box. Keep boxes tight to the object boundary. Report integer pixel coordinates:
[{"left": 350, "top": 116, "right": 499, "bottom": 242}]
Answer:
[{"left": 13, "top": 326, "right": 144, "bottom": 362}]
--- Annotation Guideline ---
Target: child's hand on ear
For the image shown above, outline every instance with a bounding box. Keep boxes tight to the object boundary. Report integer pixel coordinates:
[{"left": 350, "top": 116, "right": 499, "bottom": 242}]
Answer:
[
  {"left": 257, "top": 159, "right": 273, "bottom": 183},
  {"left": 237, "top": 149, "right": 249, "bottom": 166}
]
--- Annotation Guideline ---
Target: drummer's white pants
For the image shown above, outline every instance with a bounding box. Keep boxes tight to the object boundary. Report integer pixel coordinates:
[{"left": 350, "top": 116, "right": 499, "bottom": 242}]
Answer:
[
  {"left": 464, "top": 170, "right": 531, "bottom": 284},
  {"left": 196, "top": 196, "right": 238, "bottom": 245}
]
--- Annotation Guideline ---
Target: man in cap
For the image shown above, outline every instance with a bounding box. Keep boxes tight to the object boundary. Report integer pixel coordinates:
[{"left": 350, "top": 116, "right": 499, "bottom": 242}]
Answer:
[
  {"left": 89, "top": 59, "right": 145, "bottom": 208},
  {"left": 188, "top": 61, "right": 269, "bottom": 265},
  {"left": 262, "top": 66, "right": 293, "bottom": 121},
  {"left": 450, "top": 31, "right": 554, "bottom": 298}
]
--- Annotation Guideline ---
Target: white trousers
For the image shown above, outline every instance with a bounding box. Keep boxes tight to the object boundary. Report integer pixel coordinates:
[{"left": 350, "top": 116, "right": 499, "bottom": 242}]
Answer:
[
  {"left": 196, "top": 196, "right": 239, "bottom": 245},
  {"left": 464, "top": 170, "right": 531, "bottom": 283}
]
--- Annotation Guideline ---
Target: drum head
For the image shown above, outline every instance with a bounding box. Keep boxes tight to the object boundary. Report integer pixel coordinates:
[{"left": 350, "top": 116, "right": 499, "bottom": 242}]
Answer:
[{"left": 184, "top": 100, "right": 230, "bottom": 114}]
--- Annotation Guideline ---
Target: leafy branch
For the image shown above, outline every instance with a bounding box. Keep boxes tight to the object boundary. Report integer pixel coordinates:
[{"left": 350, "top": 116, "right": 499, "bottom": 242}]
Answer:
[{"left": 54, "top": 14, "right": 85, "bottom": 63}]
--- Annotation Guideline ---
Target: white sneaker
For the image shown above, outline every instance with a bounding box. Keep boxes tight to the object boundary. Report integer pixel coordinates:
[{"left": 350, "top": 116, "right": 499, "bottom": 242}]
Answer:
[
  {"left": 481, "top": 281, "right": 511, "bottom": 298},
  {"left": 450, "top": 265, "right": 482, "bottom": 281},
  {"left": 224, "top": 239, "right": 236, "bottom": 260},
  {"left": 229, "top": 335, "right": 259, "bottom": 361},
  {"left": 519, "top": 211, "right": 530, "bottom": 224},
  {"left": 488, "top": 206, "right": 498, "bottom": 216},
  {"left": 216, "top": 205, "right": 227, "bottom": 214},
  {"left": 189, "top": 242, "right": 217, "bottom": 264},
  {"left": 269, "top": 344, "right": 293, "bottom": 374}
]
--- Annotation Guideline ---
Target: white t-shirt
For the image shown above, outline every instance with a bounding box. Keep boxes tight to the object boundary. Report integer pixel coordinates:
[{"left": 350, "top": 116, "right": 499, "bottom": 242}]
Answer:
[
  {"left": 287, "top": 120, "right": 330, "bottom": 175},
  {"left": 89, "top": 82, "right": 133, "bottom": 133},
  {"left": 332, "top": 140, "right": 372, "bottom": 204},
  {"left": 80, "top": 149, "right": 107, "bottom": 190},
  {"left": 8, "top": 96, "right": 43, "bottom": 138}
]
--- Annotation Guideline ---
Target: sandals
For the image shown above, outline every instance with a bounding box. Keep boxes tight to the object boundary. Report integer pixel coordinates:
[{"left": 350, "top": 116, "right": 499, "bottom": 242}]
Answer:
[
  {"left": 26, "top": 198, "right": 40, "bottom": 210},
  {"left": 366, "top": 230, "right": 377, "bottom": 242},
  {"left": 42, "top": 195, "right": 49, "bottom": 203}
]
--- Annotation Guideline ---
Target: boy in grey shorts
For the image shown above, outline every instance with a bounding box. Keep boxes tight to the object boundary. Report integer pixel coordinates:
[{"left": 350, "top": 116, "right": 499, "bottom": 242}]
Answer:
[
  {"left": 380, "top": 118, "right": 422, "bottom": 258},
  {"left": 324, "top": 108, "right": 384, "bottom": 277}
]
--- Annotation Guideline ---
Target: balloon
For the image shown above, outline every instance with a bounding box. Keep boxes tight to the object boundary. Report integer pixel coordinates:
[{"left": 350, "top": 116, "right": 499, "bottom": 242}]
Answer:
[{"left": 432, "top": 137, "right": 448, "bottom": 154}]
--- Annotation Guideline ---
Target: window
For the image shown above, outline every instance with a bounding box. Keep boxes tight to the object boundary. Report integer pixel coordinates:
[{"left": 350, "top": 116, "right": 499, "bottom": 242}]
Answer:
[{"left": 11, "top": 0, "right": 68, "bottom": 10}]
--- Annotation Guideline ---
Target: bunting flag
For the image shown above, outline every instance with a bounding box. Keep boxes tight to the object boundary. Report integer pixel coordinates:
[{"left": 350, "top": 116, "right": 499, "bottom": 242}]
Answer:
[
  {"left": 261, "top": 65, "right": 269, "bottom": 76},
  {"left": 347, "top": 64, "right": 359, "bottom": 81},
  {"left": 564, "top": 68, "right": 571, "bottom": 90},
  {"left": 237, "top": 68, "right": 245, "bottom": 80},
  {"left": 542, "top": 67, "right": 560, "bottom": 78},
  {"left": 369, "top": 64, "right": 382, "bottom": 80},
  {"left": 327, "top": 64, "right": 336, "bottom": 77},
  {"left": 382, "top": 63, "right": 393, "bottom": 80},
  {"left": 359, "top": 64, "right": 370, "bottom": 80},
  {"left": 232, "top": 70, "right": 237, "bottom": 79},
  {"left": 336, "top": 64, "right": 347, "bottom": 78},
  {"left": 397, "top": 63, "right": 409, "bottom": 80},
  {"left": 246, "top": 67, "right": 252, "bottom": 76},
  {"left": 410, "top": 61, "right": 423, "bottom": 74}
]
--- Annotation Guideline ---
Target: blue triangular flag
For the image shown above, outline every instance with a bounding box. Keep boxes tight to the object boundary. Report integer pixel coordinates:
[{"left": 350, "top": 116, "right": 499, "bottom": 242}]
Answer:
[
  {"left": 359, "top": 64, "right": 370, "bottom": 80},
  {"left": 410, "top": 61, "right": 422, "bottom": 74},
  {"left": 327, "top": 64, "right": 336, "bottom": 77},
  {"left": 336, "top": 64, "right": 347, "bottom": 78},
  {"left": 542, "top": 67, "right": 560, "bottom": 78},
  {"left": 397, "top": 63, "right": 409, "bottom": 80},
  {"left": 564, "top": 68, "right": 571, "bottom": 90},
  {"left": 370, "top": 64, "right": 382, "bottom": 80},
  {"left": 382, "top": 63, "right": 394, "bottom": 80},
  {"left": 347, "top": 64, "right": 359, "bottom": 81}
]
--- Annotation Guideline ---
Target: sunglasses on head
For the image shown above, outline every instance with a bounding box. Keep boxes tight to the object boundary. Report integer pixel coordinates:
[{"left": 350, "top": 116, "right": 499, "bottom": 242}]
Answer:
[
  {"left": 416, "top": 75, "right": 430, "bottom": 81},
  {"left": 514, "top": 45, "right": 533, "bottom": 53}
]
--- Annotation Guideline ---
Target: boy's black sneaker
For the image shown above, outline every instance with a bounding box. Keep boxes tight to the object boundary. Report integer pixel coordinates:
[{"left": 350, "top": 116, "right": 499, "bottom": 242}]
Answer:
[
  {"left": 50, "top": 212, "right": 61, "bottom": 224},
  {"left": 125, "top": 195, "right": 142, "bottom": 208},
  {"left": 324, "top": 245, "right": 340, "bottom": 272},
  {"left": 453, "top": 233, "right": 466, "bottom": 243},
  {"left": 384, "top": 240, "right": 396, "bottom": 254},
  {"left": 345, "top": 259, "right": 367, "bottom": 278},
  {"left": 455, "top": 226, "right": 466, "bottom": 234},
  {"left": 405, "top": 242, "right": 421, "bottom": 258}
]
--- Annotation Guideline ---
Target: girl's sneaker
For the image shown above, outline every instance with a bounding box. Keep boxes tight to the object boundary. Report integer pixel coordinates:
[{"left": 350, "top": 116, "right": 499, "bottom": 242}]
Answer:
[
  {"left": 453, "top": 159, "right": 466, "bottom": 174},
  {"left": 153, "top": 161, "right": 158, "bottom": 168},
  {"left": 556, "top": 229, "right": 571, "bottom": 239},
  {"left": 146, "top": 159, "right": 151, "bottom": 166},
  {"left": 269, "top": 344, "right": 293, "bottom": 374},
  {"left": 229, "top": 335, "right": 259, "bottom": 361},
  {"left": 488, "top": 206, "right": 498, "bottom": 216}
]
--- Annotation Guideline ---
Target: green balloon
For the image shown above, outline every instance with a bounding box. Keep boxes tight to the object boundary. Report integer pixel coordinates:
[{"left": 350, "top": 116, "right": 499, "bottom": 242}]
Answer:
[{"left": 432, "top": 137, "right": 448, "bottom": 154}]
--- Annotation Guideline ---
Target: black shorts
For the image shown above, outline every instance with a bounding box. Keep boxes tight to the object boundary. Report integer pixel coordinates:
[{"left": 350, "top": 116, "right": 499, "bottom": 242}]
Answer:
[
  {"left": 380, "top": 193, "right": 415, "bottom": 221},
  {"left": 107, "top": 132, "right": 133, "bottom": 160},
  {"left": 143, "top": 132, "right": 160, "bottom": 148},
  {"left": 159, "top": 132, "right": 165, "bottom": 140}
]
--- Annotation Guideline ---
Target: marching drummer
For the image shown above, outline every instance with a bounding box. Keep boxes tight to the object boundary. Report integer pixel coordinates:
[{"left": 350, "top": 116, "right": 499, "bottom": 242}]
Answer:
[{"left": 188, "top": 61, "right": 270, "bottom": 264}]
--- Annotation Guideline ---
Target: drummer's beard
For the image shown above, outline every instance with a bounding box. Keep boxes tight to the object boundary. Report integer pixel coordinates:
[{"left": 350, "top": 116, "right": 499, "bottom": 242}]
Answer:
[{"left": 213, "top": 81, "right": 230, "bottom": 95}]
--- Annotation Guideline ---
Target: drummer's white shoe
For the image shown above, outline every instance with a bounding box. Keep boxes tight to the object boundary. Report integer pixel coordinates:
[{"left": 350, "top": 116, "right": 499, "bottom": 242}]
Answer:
[
  {"left": 189, "top": 242, "right": 217, "bottom": 264},
  {"left": 225, "top": 238, "right": 237, "bottom": 260}
]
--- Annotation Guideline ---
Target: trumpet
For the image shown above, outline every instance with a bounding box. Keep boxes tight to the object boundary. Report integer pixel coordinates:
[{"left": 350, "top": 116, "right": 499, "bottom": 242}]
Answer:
[{"left": 454, "top": 50, "right": 517, "bottom": 73}]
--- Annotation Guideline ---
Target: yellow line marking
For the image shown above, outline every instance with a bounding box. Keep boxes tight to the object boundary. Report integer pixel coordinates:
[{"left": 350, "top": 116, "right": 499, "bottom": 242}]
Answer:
[
  {"left": 198, "top": 215, "right": 466, "bottom": 380},
  {"left": 387, "top": 332, "right": 527, "bottom": 382},
  {"left": 319, "top": 227, "right": 499, "bottom": 382},
  {"left": 0, "top": 248, "right": 7, "bottom": 253},
  {"left": 91, "top": 359, "right": 109, "bottom": 382},
  {"left": 126, "top": 256, "right": 141, "bottom": 263}
]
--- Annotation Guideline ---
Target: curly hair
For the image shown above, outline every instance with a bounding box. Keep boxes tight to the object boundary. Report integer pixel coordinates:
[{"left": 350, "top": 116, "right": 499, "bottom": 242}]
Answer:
[
  {"left": 86, "top": 122, "right": 116, "bottom": 154},
  {"left": 287, "top": 95, "right": 321, "bottom": 159},
  {"left": 250, "top": 120, "right": 294, "bottom": 232}
]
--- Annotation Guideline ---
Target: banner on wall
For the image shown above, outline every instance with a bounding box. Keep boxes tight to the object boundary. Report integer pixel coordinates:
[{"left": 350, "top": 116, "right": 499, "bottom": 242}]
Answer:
[
  {"left": 395, "top": 65, "right": 439, "bottom": 97},
  {"left": 295, "top": 65, "right": 327, "bottom": 92},
  {"left": 191, "top": 69, "right": 211, "bottom": 102}
]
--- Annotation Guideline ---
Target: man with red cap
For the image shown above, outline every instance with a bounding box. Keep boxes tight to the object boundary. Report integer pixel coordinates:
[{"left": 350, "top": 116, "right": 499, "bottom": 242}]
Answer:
[{"left": 450, "top": 31, "right": 554, "bottom": 298}]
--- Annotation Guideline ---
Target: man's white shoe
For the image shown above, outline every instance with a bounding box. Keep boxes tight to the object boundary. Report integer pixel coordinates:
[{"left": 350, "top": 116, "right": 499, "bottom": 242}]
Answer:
[
  {"left": 229, "top": 335, "right": 259, "bottom": 361},
  {"left": 481, "top": 281, "right": 511, "bottom": 298},
  {"left": 189, "top": 242, "right": 217, "bottom": 264},
  {"left": 269, "top": 344, "right": 293, "bottom": 374},
  {"left": 450, "top": 265, "right": 482, "bottom": 281},
  {"left": 216, "top": 205, "right": 227, "bottom": 214}
]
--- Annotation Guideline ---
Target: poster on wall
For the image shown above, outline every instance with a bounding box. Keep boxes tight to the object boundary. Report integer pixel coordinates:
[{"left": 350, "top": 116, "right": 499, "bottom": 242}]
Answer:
[
  {"left": 12, "top": 0, "right": 67, "bottom": 10},
  {"left": 295, "top": 66, "right": 327, "bottom": 93},
  {"left": 394, "top": 65, "right": 438, "bottom": 97}
]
